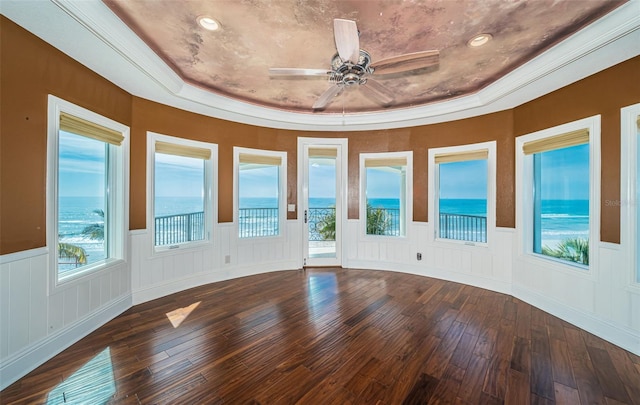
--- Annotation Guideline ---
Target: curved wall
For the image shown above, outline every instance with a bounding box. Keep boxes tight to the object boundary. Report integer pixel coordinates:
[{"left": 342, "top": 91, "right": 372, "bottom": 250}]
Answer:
[
  {"left": 1, "top": 15, "right": 639, "bottom": 390},
  {"left": 2, "top": 16, "right": 638, "bottom": 253}
]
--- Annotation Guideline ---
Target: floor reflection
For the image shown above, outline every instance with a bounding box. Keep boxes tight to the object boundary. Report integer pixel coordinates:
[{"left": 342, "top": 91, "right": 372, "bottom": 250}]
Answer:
[
  {"left": 307, "top": 271, "right": 339, "bottom": 322},
  {"left": 46, "top": 347, "right": 115, "bottom": 404},
  {"left": 165, "top": 301, "right": 201, "bottom": 328}
]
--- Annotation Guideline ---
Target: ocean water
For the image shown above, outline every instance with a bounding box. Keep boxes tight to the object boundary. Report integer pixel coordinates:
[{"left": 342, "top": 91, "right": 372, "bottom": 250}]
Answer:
[
  {"left": 439, "top": 198, "right": 486, "bottom": 216},
  {"left": 57, "top": 197, "right": 589, "bottom": 261},
  {"left": 539, "top": 199, "right": 589, "bottom": 248},
  {"left": 58, "top": 196, "right": 107, "bottom": 271}
]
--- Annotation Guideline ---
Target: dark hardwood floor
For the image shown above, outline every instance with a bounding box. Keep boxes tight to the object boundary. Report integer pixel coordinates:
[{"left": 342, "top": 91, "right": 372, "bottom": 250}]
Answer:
[{"left": 2, "top": 268, "right": 639, "bottom": 404}]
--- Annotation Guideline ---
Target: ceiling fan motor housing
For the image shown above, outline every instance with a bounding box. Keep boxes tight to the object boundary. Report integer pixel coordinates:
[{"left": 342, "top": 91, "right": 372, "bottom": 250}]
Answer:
[{"left": 331, "top": 50, "right": 372, "bottom": 86}]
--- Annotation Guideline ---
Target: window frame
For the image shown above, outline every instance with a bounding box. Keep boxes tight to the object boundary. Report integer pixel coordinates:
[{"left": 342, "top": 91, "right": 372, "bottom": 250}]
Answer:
[
  {"left": 515, "top": 115, "right": 601, "bottom": 275},
  {"left": 620, "top": 103, "right": 640, "bottom": 289},
  {"left": 47, "top": 95, "right": 129, "bottom": 291},
  {"left": 147, "top": 132, "right": 217, "bottom": 254},
  {"left": 428, "top": 141, "right": 496, "bottom": 247},
  {"left": 234, "top": 147, "right": 287, "bottom": 240},
  {"left": 359, "top": 151, "right": 413, "bottom": 239}
]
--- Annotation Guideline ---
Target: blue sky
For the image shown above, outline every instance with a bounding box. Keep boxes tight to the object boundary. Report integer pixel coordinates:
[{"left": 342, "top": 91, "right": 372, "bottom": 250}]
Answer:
[
  {"left": 155, "top": 154, "right": 204, "bottom": 198},
  {"left": 60, "top": 133, "right": 590, "bottom": 202},
  {"left": 239, "top": 165, "right": 279, "bottom": 198},
  {"left": 439, "top": 160, "right": 487, "bottom": 200},
  {"left": 366, "top": 168, "right": 403, "bottom": 199},
  {"left": 58, "top": 131, "right": 106, "bottom": 197},
  {"left": 309, "top": 159, "right": 336, "bottom": 199},
  {"left": 539, "top": 144, "right": 589, "bottom": 200}
]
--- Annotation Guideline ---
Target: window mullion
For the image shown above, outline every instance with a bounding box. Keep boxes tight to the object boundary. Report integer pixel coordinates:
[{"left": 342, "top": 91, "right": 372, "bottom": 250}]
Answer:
[{"left": 533, "top": 153, "right": 542, "bottom": 253}]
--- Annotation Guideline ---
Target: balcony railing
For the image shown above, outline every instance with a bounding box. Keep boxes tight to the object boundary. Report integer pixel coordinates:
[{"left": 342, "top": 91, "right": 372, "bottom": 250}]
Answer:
[
  {"left": 239, "top": 208, "right": 279, "bottom": 238},
  {"left": 367, "top": 207, "right": 401, "bottom": 236},
  {"left": 439, "top": 212, "right": 487, "bottom": 243},
  {"left": 308, "top": 207, "right": 336, "bottom": 241},
  {"left": 155, "top": 211, "right": 205, "bottom": 246}
]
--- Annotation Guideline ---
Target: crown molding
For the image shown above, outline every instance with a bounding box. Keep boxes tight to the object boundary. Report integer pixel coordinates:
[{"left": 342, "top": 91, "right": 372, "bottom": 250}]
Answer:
[{"left": 2, "top": 0, "right": 639, "bottom": 131}]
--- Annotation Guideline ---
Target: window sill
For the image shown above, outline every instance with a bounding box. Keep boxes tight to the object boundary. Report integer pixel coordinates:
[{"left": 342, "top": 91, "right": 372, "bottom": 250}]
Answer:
[
  {"left": 433, "top": 237, "right": 489, "bottom": 249},
  {"left": 238, "top": 234, "right": 285, "bottom": 243},
  {"left": 625, "top": 283, "right": 640, "bottom": 295},
  {"left": 153, "top": 239, "right": 212, "bottom": 255},
  {"left": 362, "top": 234, "right": 408, "bottom": 241},
  {"left": 519, "top": 252, "right": 593, "bottom": 279},
  {"left": 53, "top": 257, "right": 126, "bottom": 293}
]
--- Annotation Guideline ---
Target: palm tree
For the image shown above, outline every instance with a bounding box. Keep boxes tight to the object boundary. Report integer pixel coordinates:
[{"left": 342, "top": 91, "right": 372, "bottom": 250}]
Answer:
[
  {"left": 57, "top": 208, "right": 103, "bottom": 268},
  {"left": 366, "top": 204, "right": 392, "bottom": 235},
  {"left": 542, "top": 237, "right": 589, "bottom": 265},
  {"left": 316, "top": 206, "right": 336, "bottom": 240},
  {"left": 58, "top": 241, "right": 87, "bottom": 266},
  {"left": 316, "top": 203, "right": 392, "bottom": 239},
  {"left": 81, "top": 209, "right": 104, "bottom": 240}
]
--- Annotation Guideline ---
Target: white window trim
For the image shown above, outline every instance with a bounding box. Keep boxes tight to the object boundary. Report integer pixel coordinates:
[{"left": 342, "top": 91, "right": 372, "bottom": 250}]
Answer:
[
  {"left": 515, "top": 115, "right": 601, "bottom": 277},
  {"left": 47, "top": 95, "right": 129, "bottom": 293},
  {"left": 621, "top": 103, "right": 640, "bottom": 291},
  {"left": 359, "top": 151, "right": 413, "bottom": 239},
  {"left": 146, "top": 132, "right": 217, "bottom": 254},
  {"left": 428, "top": 141, "right": 496, "bottom": 247},
  {"left": 234, "top": 147, "right": 287, "bottom": 240}
]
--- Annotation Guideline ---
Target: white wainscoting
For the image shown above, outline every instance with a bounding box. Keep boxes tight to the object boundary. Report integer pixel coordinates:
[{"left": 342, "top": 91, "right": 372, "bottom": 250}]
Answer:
[
  {"left": 344, "top": 221, "right": 513, "bottom": 296},
  {"left": 0, "top": 246, "right": 131, "bottom": 390},
  {"left": 512, "top": 241, "right": 640, "bottom": 356},
  {"left": 130, "top": 221, "right": 301, "bottom": 305}
]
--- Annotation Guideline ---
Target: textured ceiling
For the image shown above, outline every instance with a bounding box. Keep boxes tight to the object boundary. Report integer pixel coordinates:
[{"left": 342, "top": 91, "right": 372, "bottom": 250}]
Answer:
[{"left": 104, "top": 0, "right": 624, "bottom": 114}]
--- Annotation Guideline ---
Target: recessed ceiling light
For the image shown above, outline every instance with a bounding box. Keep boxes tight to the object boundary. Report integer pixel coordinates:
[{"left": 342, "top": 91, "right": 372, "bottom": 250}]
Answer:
[
  {"left": 467, "top": 33, "right": 492, "bottom": 47},
  {"left": 197, "top": 16, "right": 220, "bottom": 31}
]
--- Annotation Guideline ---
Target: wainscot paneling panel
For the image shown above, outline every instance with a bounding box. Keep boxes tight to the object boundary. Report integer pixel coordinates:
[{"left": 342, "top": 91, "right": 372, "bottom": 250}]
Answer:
[
  {"left": 512, "top": 240, "right": 640, "bottom": 356},
  {"left": 0, "top": 247, "right": 131, "bottom": 390},
  {"left": 130, "top": 221, "right": 300, "bottom": 305},
  {"left": 345, "top": 221, "right": 512, "bottom": 298},
  {"left": 0, "top": 261, "right": 9, "bottom": 360},
  {"left": 7, "top": 256, "right": 32, "bottom": 355}
]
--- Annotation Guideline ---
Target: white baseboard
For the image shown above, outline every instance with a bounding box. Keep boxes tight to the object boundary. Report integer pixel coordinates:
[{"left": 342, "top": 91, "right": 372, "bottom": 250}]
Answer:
[
  {"left": 513, "top": 284, "right": 640, "bottom": 356},
  {"left": 0, "top": 293, "right": 132, "bottom": 391}
]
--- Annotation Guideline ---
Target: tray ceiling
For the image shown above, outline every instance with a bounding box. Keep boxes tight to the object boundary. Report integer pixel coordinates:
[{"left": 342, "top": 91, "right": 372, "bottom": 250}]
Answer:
[{"left": 103, "top": 0, "right": 624, "bottom": 114}]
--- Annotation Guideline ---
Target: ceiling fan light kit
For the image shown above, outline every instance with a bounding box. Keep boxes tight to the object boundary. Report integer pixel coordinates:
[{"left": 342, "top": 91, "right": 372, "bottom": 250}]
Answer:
[{"left": 269, "top": 18, "right": 440, "bottom": 111}]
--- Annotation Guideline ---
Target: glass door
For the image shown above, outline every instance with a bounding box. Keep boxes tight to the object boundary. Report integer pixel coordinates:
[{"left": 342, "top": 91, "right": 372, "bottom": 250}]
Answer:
[{"left": 300, "top": 139, "right": 346, "bottom": 267}]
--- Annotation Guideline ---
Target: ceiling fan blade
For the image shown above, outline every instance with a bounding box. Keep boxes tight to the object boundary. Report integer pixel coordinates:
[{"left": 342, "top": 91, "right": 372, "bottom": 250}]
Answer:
[
  {"left": 269, "top": 68, "right": 332, "bottom": 77},
  {"left": 313, "top": 84, "right": 344, "bottom": 110},
  {"left": 361, "top": 78, "right": 395, "bottom": 106},
  {"left": 371, "top": 50, "right": 439, "bottom": 75},
  {"left": 333, "top": 19, "right": 360, "bottom": 64}
]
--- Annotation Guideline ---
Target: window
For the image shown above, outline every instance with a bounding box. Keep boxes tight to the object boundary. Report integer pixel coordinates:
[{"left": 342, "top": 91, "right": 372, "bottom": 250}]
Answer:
[
  {"left": 48, "top": 96, "right": 128, "bottom": 285},
  {"left": 148, "top": 133, "right": 216, "bottom": 250},
  {"left": 637, "top": 119, "right": 640, "bottom": 283},
  {"left": 361, "top": 152, "right": 412, "bottom": 237},
  {"left": 517, "top": 116, "right": 600, "bottom": 269},
  {"left": 235, "top": 148, "right": 287, "bottom": 238},
  {"left": 430, "top": 144, "right": 494, "bottom": 244},
  {"left": 620, "top": 103, "right": 640, "bottom": 285}
]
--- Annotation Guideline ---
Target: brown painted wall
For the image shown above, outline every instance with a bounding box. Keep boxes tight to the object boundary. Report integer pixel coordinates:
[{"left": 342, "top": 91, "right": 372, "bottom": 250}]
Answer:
[
  {"left": 0, "top": 16, "right": 132, "bottom": 254},
  {"left": 1, "top": 15, "right": 637, "bottom": 254},
  {"left": 514, "top": 57, "right": 640, "bottom": 243},
  {"left": 130, "top": 97, "right": 296, "bottom": 228},
  {"left": 128, "top": 108, "right": 513, "bottom": 228}
]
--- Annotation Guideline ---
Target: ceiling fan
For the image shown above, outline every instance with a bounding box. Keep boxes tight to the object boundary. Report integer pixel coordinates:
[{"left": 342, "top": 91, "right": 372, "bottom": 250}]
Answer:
[{"left": 269, "top": 19, "right": 440, "bottom": 111}]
